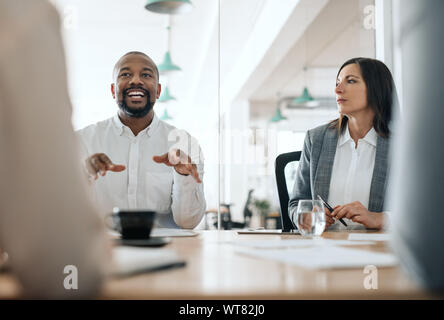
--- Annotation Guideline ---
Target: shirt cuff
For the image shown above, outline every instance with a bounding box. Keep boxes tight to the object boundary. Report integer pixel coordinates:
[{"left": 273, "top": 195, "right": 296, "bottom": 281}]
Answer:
[{"left": 382, "top": 211, "right": 391, "bottom": 231}]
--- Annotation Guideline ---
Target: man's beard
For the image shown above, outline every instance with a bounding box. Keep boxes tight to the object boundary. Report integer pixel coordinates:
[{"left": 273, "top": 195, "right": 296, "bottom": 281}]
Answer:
[{"left": 118, "top": 87, "right": 153, "bottom": 118}]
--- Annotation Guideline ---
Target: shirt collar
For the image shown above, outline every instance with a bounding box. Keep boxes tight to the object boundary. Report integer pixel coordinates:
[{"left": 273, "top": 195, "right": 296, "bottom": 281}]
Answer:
[
  {"left": 112, "top": 112, "right": 159, "bottom": 138},
  {"left": 338, "top": 123, "right": 377, "bottom": 147},
  {"left": 362, "top": 126, "right": 378, "bottom": 147},
  {"left": 338, "top": 123, "right": 352, "bottom": 147}
]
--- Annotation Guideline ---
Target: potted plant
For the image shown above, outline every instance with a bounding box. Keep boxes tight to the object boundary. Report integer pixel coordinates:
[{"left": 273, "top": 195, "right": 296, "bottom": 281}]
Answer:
[{"left": 252, "top": 199, "right": 271, "bottom": 227}]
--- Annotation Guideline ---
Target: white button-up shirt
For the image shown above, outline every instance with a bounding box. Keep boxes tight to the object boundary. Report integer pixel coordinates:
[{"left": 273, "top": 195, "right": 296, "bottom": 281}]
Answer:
[
  {"left": 328, "top": 124, "right": 377, "bottom": 230},
  {"left": 77, "top": 113, "right": 206, "bottom": 229}
]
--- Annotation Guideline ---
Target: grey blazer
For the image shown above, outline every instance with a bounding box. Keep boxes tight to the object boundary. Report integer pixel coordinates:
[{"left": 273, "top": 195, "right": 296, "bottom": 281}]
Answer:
[{"left": 288, "top": 123, "right": 390, "bottom": 216}]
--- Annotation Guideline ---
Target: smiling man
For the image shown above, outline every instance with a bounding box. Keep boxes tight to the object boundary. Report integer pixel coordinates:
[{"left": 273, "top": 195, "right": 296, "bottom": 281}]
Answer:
[{"left": 77, "top": 51, "right": 206, "bottom": 229}]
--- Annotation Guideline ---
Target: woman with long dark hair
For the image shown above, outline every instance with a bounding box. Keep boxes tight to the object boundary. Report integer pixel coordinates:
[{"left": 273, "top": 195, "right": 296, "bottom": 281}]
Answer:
[{"left": 289, "top": 57, "right": 398, "bottom": 230}]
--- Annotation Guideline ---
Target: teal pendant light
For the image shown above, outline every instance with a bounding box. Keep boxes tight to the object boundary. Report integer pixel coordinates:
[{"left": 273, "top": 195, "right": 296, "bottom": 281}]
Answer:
[
  {"left": 160, "top": 109, "right": 173, "bottom": 120},
  {"left": 158, "top": 23, "right": 181, "bottom": 75},
  {"left": 145, "top": 0, "right": 193, "bottom": 14},
  {"left": 158, "top": 86, "right": 176, "bottom": 102},
  {"left": 270, "top": 108, "right": 287, "bottom": 123},
  {"left": 158, "top": 51, "right": 181, "bottom": 74},
  {"left": 292, "top": 87, "right": 315, "bottom": 104},
  {"left": 270, "top": 93, "right": 287, "bottom": 123},
  {"left": 292, "top": 67, "right": 316, "bottom": 104}
]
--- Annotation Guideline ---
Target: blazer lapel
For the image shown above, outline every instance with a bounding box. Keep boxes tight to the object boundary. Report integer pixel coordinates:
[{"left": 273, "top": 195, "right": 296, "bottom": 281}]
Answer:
[
  {"left": 368, "top": 135, "right": 390, "bottom": 212},
  {"left": 314, "top": 127, "right": 338, "bottom": 201}
]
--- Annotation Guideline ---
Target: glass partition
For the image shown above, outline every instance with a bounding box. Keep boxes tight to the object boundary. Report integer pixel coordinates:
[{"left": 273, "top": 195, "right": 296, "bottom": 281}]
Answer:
[
  {"left": 51, "top": 0, "right": 377, "bottom": 231},
  {"left": 219, "top": 0, "right": 376, "bottom": 230}
]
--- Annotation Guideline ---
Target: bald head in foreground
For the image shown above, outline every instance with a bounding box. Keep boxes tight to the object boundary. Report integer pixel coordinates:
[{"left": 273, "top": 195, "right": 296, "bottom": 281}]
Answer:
[{"left": 0, "top": 0, "right": 109, "bottom": 298}]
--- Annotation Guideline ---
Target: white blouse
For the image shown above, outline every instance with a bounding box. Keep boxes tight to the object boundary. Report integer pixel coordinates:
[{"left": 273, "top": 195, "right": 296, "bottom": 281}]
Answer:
[{"left": 328, "top": 124, "right": 377, "bottom": 230}]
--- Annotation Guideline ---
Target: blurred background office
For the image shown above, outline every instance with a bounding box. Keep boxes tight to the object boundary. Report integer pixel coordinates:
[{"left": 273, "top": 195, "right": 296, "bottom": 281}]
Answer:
[{"left": 50, "top": 0, "right": 388, "bottom": 229}]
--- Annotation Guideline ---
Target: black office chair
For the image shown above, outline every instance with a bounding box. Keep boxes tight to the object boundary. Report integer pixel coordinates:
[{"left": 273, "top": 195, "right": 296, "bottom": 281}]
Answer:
[{"left": 274, "top": 151, "right": 301, "bottom": 231}]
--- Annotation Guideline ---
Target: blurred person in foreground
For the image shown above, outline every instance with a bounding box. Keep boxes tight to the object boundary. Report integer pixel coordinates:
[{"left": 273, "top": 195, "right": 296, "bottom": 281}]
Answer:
[
  {"left": 389, "top": 0, "right": 444, "bottom": 294},
  {"left": 0, "top": 0, "right": 109, "bottom": 298}
]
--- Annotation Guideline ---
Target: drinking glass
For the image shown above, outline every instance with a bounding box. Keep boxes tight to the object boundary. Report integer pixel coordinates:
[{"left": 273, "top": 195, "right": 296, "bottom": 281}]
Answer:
[{"left": 294, "top": 200, "right": 326, "bottom": 237}]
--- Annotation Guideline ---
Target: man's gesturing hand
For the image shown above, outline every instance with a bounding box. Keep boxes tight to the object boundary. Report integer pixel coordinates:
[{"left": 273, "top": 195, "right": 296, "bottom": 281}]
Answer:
[
  {"left": 85, "top": 153, "right": 126, "bottom": 180},
  {"left": 153, "top": 149, "right": 202, "bottom": 183}
]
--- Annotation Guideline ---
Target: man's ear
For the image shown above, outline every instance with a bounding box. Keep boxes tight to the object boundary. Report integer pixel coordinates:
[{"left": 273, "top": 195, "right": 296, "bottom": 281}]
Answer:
[
  {"left": 111, "top": 83, "right": 116, "bottom": 99},
  {"left": 156, "top": 83, "right": 161, "bottom": 99}
]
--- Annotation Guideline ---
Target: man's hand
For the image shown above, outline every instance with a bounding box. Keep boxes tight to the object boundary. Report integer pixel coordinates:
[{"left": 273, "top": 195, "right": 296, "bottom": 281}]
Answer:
[
  {"left": 85, "top": 153, "right": 126, "bottom": 180},
  {"left": 153, "top": 149, "right": 202, "bottom": 183},
  {"left": 331, "top": 201, "right": 383, "bottom": 230}
]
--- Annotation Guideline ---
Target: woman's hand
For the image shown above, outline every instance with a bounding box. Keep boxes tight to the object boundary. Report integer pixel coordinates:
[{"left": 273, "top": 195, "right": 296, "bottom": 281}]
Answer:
[
  {"left": 331, "top": 201, "right": 383, "bottom": 229},
  {"left": 324, "top": 205, "right": 339, "bottom": 231}
]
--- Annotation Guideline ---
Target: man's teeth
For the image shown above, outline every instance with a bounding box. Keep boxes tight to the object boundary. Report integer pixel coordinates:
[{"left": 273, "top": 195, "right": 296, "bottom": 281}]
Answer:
[{"left": 127, "top": 91, "right": 145, "bottom": 96}]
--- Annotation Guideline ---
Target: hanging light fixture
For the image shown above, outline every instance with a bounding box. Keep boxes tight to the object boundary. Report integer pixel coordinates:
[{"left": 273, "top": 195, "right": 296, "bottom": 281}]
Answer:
[
  {"left": 158, "top": 22, "right": 181, "bottom": 75},
  {"left": 292, "top": 87, "right": 315, "bottom": 104},
  {"left": 160, "top": 109, "right": 173, "bottom": 120},
  {"left": 145, "top": 0, "right": 193, "bottom": 15},
  {"left": 292, "top": 67, "right": 317, "bottom": 105},
  {"left": 158, "top": 51, "right": 181, "bottom": 74},
  {"left": 158, "top": 86, "right": 176, "bottom": 102},
  {"left": 270, "top": 108, "right": 287, "bottom": 123},
  {"left": 270, "top": 93, "right": 287, "bottom": 123}
]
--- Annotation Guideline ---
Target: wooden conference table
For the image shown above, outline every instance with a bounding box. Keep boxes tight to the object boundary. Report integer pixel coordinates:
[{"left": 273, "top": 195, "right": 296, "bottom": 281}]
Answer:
[
  {"left": 103, "top": 230, "right": 427, "bottom": 299},
  {"left": 0, "top": 230, "right": 430, "bottom": 299}
]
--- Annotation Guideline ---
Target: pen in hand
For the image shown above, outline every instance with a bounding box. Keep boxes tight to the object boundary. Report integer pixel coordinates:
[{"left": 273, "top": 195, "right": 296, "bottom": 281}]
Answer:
[{"left": 317, "top": 195, "right": 348, "bottom": 227}]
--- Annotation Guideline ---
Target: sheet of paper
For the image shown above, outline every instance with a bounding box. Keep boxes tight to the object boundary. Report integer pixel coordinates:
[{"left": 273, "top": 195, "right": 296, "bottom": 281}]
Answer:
[
  {"left": 235, "top": 246, "right": 398, "bottom": 269},
  {"left": 111, "top": 247, "right": 185, "bottom": 276},
  {"left": 150, "top": 228, "right": 198, "bottom": 237},
  {"left": 348, "top": 233, "right": 391, "bottom": 242},
  {"left": 237, "top": 229, "right": 300, "bottom": 235},
  {"left": 227, "top": 238, "right": 375, "bottom": 249}
]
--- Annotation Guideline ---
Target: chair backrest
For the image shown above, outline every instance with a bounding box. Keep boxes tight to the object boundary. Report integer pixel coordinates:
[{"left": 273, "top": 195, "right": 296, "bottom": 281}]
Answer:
[{"left": 274, "top": 151, "right": 301, "bottom": 231}]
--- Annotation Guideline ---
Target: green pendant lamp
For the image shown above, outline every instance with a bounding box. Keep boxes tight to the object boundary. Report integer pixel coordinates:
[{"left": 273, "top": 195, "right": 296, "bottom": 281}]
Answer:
[
  {"left": 270, "top": 108, "right": 287, "bottom": 123},
  {"left": 158, "top": 86, "right": 176, "bottom": 102},
  {"left": 292, "top": 87, "right": 315, "bottom": 104},
  {"left": 158, "top": 51, "right": 181, "bottom": 74},
  {"left": 145, "top": 0, "right": 193, "bottom": 14},
  {"left": 158, "top": 23, "right": 181, "bottom": 75},
  {"left": 160, "top": 109, "right": 173, "bottom": 120}
]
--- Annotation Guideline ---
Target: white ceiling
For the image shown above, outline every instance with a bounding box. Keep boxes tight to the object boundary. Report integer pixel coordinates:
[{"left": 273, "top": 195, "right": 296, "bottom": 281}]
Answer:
[
  {"left": 248, "top": 0, "right": 375, "bottom": 103},
  {"left": 50, "top": 0, "right": 374, "bottom": 129}
]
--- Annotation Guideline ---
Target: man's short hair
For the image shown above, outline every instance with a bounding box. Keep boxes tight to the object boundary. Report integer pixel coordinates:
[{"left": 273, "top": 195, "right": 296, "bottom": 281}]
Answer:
[{"left": 112, "top": 51, "right": 159, "bottom": 81}]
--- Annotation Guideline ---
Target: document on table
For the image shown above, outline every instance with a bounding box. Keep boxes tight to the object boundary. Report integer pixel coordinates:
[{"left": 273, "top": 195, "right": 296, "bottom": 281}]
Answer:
[
  {"left": 150, "top": 228, "right": 198, "bottom": 237},
  {"left": 348, "top": 233, "right": 391, "bottom": 242},
  {"left": 111, "top": 247, "right": 185, "bottom": 277},
  {"left": 237, "top": 229, "right": 300, "bottom": 235},
  {"left": 235, "top": 246, "right": 398, "bottom": 269},
  {"left": 227, "top": 238, "right": 375, "bottom": 249}
]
